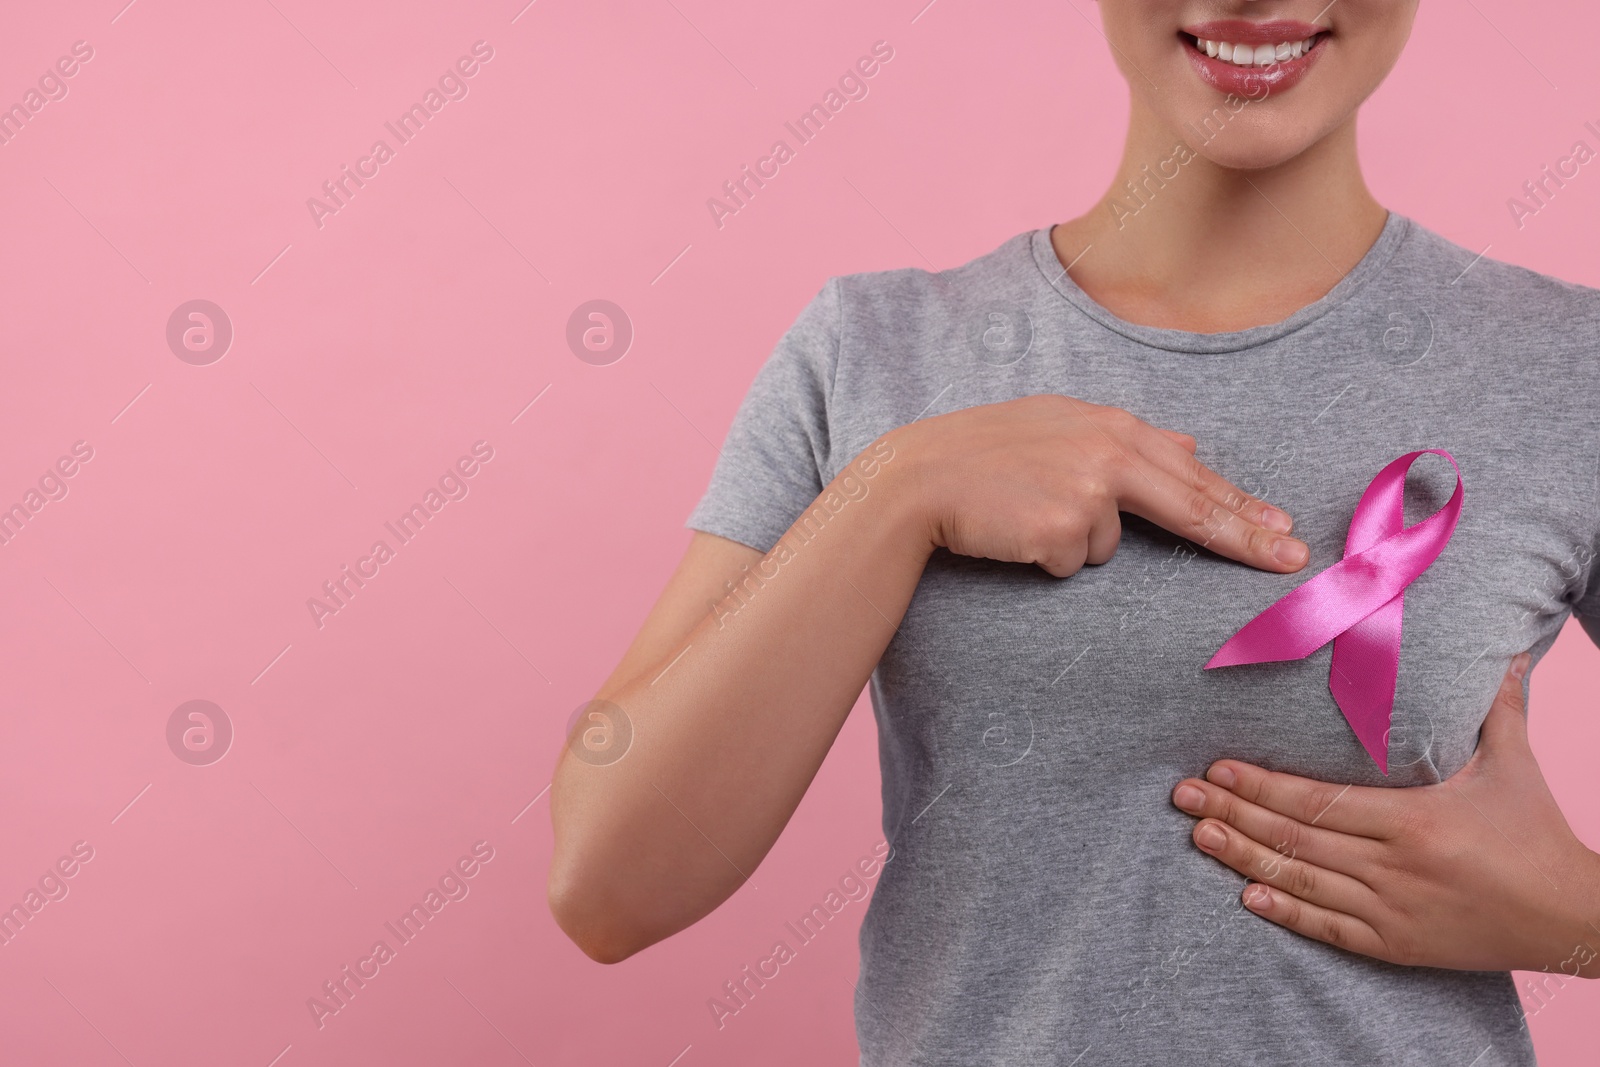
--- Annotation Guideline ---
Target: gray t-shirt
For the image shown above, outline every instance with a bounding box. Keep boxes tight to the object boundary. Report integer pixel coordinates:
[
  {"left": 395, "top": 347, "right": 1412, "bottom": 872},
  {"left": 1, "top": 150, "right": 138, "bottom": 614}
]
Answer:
[{"left": 685, "top": 212, "right": 1600, "bottom": 1066}]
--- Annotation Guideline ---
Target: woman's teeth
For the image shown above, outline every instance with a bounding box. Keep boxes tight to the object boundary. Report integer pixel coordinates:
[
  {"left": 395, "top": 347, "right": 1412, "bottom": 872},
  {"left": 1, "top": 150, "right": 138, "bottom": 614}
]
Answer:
[{"left": 1194, "top": 35, "right": 1320, "bottom": 65}]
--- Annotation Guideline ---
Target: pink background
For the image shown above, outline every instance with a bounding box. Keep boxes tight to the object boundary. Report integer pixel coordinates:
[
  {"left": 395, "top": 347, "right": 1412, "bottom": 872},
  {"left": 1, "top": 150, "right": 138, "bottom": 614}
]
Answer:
[{"left": 1, "top": 1, "right": 1597, "bottom": 1064}]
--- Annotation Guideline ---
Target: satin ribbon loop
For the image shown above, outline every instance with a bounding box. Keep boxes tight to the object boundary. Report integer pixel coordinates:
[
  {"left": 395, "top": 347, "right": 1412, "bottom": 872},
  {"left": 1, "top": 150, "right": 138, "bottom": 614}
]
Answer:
[{"left": 1204, "top": 450, "right": 1465, "bottom": 774}]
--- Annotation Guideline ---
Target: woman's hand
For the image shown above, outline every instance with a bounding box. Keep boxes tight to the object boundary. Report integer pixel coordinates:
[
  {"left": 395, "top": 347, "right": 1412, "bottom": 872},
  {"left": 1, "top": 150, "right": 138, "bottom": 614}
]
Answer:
[
  {"left": 888, "top": 393, "right": 1309, "bottom": 577},
  {"left": 1171, "top": 653, "right": 1600, "bottom": 977}
]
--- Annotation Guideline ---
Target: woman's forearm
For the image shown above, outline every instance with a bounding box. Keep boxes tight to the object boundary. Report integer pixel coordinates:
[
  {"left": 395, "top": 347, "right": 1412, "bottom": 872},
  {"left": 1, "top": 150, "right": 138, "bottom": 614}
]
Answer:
[
  {"left": 547, "top": 435, "right": 931, "bottom": 962},
  {"left": 549, "top": 393, "right": 1304, "bottom": 962}
]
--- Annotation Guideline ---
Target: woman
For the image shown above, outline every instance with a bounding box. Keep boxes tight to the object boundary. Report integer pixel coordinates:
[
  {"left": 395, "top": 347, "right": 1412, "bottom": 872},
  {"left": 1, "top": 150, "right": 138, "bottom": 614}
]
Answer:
[{"left": 549, "top": 2, "right": 1600, "bottom": 1062}]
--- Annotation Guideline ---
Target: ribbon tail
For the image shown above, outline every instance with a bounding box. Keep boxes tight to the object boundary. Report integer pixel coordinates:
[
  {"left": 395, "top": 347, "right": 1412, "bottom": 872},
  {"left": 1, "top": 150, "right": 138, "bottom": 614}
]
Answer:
[{"left": 1329, "top": 594, "right": 1403, "bottom": 775}]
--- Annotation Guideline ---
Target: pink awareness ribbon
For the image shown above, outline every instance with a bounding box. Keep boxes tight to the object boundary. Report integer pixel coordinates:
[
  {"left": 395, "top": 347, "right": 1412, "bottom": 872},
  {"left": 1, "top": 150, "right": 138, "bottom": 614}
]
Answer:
[{"left": 1204, "top": 450, "right": 1465, "bottom": 774}]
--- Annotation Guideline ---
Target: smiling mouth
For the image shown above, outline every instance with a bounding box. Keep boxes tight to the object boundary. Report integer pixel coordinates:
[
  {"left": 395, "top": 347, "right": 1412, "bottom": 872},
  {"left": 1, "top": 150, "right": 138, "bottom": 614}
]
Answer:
[
  {"left": 1185, "top": 32, "right": 1325, "bottom": 66},
  {"left": 1177, "top": 21, "right": 1329, "bottom": 93}
]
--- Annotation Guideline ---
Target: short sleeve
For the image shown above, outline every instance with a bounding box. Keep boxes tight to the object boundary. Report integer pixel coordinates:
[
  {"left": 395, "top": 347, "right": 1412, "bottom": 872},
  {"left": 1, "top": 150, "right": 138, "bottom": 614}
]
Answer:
[
  {"left": 684, "top": 277, "right": 841, "bottom": 553},
  {"left": 1573, "top": 527, "right": 1600, "bottom": 648}
]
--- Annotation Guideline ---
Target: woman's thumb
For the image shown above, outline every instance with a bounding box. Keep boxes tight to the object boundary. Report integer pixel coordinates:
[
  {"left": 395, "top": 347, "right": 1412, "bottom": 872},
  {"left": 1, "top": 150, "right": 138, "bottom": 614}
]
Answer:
[
  {"left": 1158, "top": 428, "right": 1197, "bottom": 452},
  {"left": 1476, "top": 651, "right": 1532, "bottom": 758}
]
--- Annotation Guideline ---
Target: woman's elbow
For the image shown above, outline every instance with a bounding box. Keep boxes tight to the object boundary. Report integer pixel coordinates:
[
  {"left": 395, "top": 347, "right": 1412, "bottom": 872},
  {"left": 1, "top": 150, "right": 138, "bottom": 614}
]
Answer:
[{"left": 546, "top": 852, "right": 657, "bottom": 964}]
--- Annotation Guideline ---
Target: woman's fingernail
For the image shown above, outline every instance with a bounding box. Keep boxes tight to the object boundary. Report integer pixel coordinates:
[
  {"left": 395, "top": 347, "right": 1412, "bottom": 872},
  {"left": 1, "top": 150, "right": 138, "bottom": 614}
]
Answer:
[
  {"left": 1261, "top": 507, "right": 1293, "bottom": 534},
  {"left": 1273, "top": 538, "right": 1308, "bottom": 566},
  {"left": 1512, "top": 652, "right": 1531, "bottom": 680},
  {"left": 1244, "top": 884, "right": 1272, "bottom": 911},
  {"left": 1196, "top": 823, "right": 1226, "bottom": 851},
  {"left": 1173, "top": 784, "right": 1205, "bottom": 813},
  {"left": 1207, "top": 763, "right": 1237, "bottom": 789}
]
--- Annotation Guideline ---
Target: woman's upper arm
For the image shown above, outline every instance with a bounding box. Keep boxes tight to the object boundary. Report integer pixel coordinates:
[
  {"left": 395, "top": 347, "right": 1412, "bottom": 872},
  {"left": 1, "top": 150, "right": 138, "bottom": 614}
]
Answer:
[{"left": 592, "top": 530, "right": 764, "bottom": 700}]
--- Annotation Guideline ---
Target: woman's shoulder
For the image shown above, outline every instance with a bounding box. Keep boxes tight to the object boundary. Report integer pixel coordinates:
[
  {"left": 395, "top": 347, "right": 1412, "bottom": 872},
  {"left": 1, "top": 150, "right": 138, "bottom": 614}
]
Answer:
[
  {"left": 827, "top": 227, "right": 1042, "bottom": 323},
  {"left": 1394, "top": 216, "right": 1600, "bottom": 327}
]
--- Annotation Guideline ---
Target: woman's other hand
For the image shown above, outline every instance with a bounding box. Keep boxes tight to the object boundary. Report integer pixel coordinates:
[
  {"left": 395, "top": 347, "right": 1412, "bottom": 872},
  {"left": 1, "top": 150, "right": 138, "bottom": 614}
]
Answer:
[{"left": 1171, "top": 653, "right": 1600, "bottom": 976}]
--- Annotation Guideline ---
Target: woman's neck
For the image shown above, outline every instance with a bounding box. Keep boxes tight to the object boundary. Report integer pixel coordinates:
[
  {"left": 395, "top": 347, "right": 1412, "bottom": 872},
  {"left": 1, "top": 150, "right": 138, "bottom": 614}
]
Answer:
[{"left": 1050, "top": 98, "right": 1390, "bottom": 333}]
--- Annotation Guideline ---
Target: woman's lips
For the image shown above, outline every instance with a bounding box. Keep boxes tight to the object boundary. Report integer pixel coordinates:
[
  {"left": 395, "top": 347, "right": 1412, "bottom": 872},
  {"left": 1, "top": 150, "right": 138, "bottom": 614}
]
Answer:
[
  {"left": 1183, "top": 19, "right": 1325, "bottom": 45},
  {"left": 1180, "top": 28, "right": 1327, "bottom": 96}
]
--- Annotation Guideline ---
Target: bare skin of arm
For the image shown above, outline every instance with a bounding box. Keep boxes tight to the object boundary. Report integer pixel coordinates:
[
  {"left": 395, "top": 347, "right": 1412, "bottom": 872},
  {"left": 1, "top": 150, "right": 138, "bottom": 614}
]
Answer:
[{"left": 546, "top": 394, "right": 1310, "bottom": 962}]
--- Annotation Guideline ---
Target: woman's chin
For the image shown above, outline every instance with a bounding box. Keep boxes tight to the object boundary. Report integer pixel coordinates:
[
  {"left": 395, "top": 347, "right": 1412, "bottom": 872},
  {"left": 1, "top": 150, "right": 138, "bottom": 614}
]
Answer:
[
  {"left": 1154, "top": 105, "right": 1335, "bottom": 172},
  {"left": 1183, "top": 135, "right": 1322, "bottom": 172}
]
